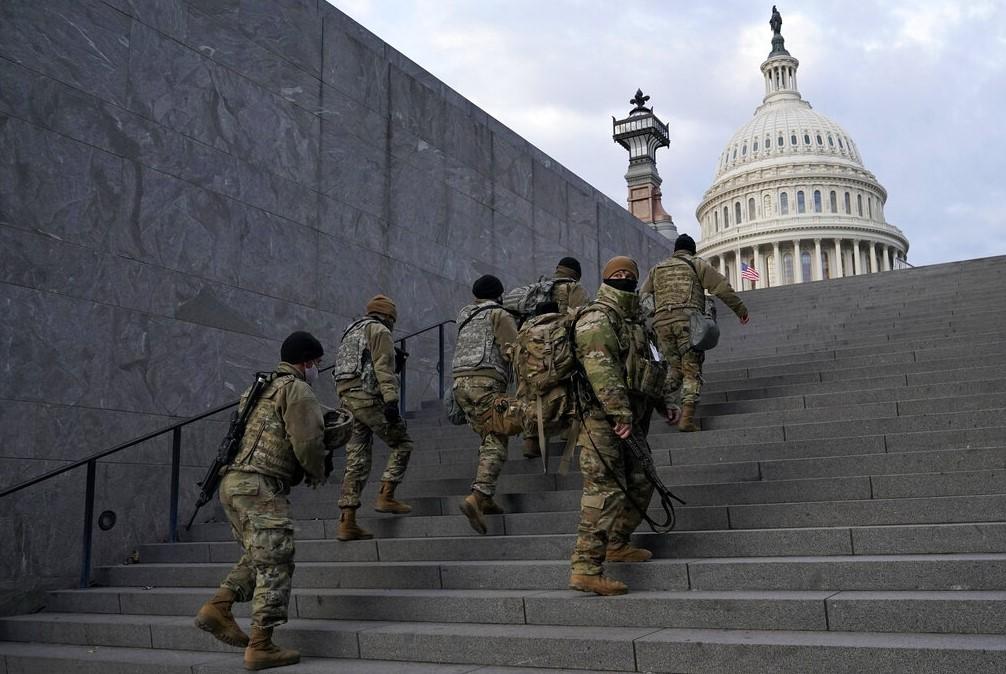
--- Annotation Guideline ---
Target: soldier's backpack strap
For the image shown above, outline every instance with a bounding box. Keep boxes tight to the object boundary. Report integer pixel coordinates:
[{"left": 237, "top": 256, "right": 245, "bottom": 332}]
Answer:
[
  {"left": 456, "top": 303, "right": 500, "bottom": 335},
  {"left": 340, "top": 316, "right": 379, "bottom": 341}
]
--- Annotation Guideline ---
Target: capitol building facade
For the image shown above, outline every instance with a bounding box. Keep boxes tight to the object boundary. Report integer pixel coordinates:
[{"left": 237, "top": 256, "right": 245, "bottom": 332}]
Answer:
[{"left": 695, "top": 14, "right": 910, "bottom": 289}]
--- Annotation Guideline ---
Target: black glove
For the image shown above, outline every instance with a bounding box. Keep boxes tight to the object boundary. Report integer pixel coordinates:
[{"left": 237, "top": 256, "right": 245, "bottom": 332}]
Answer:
[
  {"left": 383, "top": 401, "right": 402, "bottom": 424},
  {"left": 394, "top": 347, "right": 409, "bottom": 374}
]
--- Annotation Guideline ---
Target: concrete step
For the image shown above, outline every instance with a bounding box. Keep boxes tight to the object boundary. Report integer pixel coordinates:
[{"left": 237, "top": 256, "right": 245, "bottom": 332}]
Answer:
[
  {"left": 5, "top": 612, "right": 1006, "bottom": 673},
  {"left": 633, "top": 627, "right": 1006, "bottom": 673},
  {"left": 92, "top": 551, "right": 1006, "bottom": 592},
  {"left": 145, "top": 521, "right": 1006, "bottom": 564},
  {"left": 45, "top": 586, "right": 1006, "bottom": 635}
]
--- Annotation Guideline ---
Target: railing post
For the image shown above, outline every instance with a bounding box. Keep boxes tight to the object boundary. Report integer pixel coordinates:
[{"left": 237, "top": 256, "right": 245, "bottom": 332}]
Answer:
[
  {"left": 437, "top": 323, "right": 445, "bottom": 399},
  {"left": 399, "top": 338, "right": 407, "bottom": 414},
  {"left": 80, "top": 460, "right": 96, "bottom": 589},
  {"left": 169, "top": 427, "right": 181, "bottom": 543}
]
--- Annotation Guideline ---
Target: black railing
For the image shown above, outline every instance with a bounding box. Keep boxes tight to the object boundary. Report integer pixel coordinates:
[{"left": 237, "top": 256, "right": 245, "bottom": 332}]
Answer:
[{"left": 0, "top": 319, "right": 455, "bottom": 588}]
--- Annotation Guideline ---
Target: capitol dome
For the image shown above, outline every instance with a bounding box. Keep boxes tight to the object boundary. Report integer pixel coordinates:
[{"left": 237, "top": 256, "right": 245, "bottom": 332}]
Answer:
[{"left": 696, "top": 10, "right": 909, "bottom": 288}]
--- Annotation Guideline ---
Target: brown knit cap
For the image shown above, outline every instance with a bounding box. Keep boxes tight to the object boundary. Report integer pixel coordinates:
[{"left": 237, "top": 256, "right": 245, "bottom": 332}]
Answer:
[
  {"left": 366, "top": 294, "right": 397, "bottom": 321},
  {"left": 601, "top": 256, "right": 639, "bottom": 280}
]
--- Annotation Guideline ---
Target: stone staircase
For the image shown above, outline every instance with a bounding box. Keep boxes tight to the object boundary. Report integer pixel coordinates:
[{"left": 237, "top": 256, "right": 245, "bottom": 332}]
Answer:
[{"left": 3, "top": 256, "right": 1006, "bottom": 672}]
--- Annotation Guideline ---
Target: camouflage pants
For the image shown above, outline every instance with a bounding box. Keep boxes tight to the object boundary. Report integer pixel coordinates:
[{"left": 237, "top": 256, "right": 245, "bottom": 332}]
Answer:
[
  {"left": 570, "top": 415, "right": 654, "bottom": 576},
  {"left": 453, "top": 375, "right": 510, "bottom": 496},
  {"left": 218, "top": 470, "right": 295, "bottom": 629},
  {"left": 338, "top": 393, "right": 414, "bottom": 508},
  {"left": 655, "top": 318, "right": 705, "bottom": 406}
]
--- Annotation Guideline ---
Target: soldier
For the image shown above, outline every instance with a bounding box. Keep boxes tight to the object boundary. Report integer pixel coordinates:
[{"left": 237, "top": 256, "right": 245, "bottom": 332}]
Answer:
[
  {"left": 552, "top": 256, "right": 590, "bottom": 313},
  {"left": 194, "top": 331, "right": 327, "bottom": 670},
  {"left": 641, "top": 234, "right": 749, "bottom": 432},
  {"left": 452, "top": 274, "right": 520, "bottom": 534},
  {"left": 522, "top": 257, "right": 590, "bottom": 459},
  {"left": 570, "top": 256, "right": 664, "bottom": 596},
  {"left": 332, "top": 295, "right": 414, "bottom": 541}
]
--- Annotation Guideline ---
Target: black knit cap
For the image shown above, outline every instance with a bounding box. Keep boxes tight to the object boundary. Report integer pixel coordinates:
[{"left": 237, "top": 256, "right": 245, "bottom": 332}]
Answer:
[
  {"left": 281, "top": 331, "right": 324, "bottom": 364},
  {"left": 557, "top": 256, "right": 582, "bottom": 279},
  {"left": 674, "top": 233, "right": 696, "bottom": 255},
  {"left": 472, "top": 274, "right": 504, "bottom": 300}
]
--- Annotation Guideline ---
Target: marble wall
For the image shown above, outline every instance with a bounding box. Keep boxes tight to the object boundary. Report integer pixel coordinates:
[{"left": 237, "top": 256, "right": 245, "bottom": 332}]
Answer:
[{"left": 0, "top": 0, "right": 672, "bottom": 612}]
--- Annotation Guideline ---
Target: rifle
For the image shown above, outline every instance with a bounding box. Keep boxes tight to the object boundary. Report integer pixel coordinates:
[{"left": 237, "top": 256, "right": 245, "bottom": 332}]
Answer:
[{"left": 185, "top": 372, "right": 272, "bottom": 530}]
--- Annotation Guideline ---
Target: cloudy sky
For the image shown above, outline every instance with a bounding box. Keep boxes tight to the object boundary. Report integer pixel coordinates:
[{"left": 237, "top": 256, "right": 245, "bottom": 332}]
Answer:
[{"left": 332, "top": 1, "right": 1006, "bottom": 267}]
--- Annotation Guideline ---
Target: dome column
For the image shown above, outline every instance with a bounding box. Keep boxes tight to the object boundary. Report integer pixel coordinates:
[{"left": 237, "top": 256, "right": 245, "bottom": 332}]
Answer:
[
  {"left": 756, "top": 246, "right": 767, "bottom": 289},
  {"left": 793, "top": 239, "right": 804, "bottom": 283},
  {"left": 833, "top": 239, "right": 844, "bottom": 278},
  {"left": 773, "top": 241, "right": 782, "bottom": 285},
  {"left": 813, "top": 238, "right": 823, "bottom": 281},
  {"left": 735, "top": 246, "right": 744, "bottom": 288},
  {"left": 852, "top": 239, "right": 861, "bottom": 275},
  {"left": 718, "top": 255, "right": 726, "bottom": 278},
  {"left": 869, "top": 242, "right": 878, "bottom": 274},
  {"left": 883, "top": 246, "right": 892, "bottom": 272}
]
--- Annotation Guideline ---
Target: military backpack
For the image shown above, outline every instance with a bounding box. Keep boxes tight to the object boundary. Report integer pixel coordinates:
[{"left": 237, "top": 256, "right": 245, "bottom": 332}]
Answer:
[{"left": 502, "top": 277, "right": 557, "bottom": 320}]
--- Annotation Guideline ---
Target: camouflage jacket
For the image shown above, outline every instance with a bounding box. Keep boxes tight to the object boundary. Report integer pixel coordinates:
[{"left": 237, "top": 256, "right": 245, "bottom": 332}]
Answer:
[
  {"left": 333, "top": 315, "right": 399, "bottom": 404},
  {"left": 573, "top": 283, "right": 655, "bottom": 424},
  {"left": 641, "top": 250, "right": 748, "bottom": 328},
  {"left": 230, "top": 362, "right": 327, "bottom": 485}
]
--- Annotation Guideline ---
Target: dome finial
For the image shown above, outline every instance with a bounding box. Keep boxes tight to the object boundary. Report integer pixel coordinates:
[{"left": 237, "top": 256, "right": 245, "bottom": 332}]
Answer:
[{"left": 769, "top": 5, "right": 790, "bottom": 56}]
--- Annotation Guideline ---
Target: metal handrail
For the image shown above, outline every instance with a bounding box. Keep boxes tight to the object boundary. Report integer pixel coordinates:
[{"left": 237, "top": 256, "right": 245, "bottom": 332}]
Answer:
[
  {"left": 395, "top": 319, "right": 456, "bottom": 412},
  {"left": 0, "top": 318, "right": 456, "bottom": 588}
]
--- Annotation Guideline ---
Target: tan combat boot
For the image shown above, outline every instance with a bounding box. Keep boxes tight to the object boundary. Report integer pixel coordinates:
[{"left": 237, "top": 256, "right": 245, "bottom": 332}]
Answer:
[
  {"left": 481, "top": 497, "right": 504, "bottom": 516},
  {"left": 194, "top": 587, "right": 249, "bottom": 647},
  {"left": 677, "top": 403, "right": 700, "bottom": 432},
  {"left": 569, "top": 573, "right": 628, "bottom": 596},
  {"left": 374, "top": 480, "right": 412, "bottom": 514},
  {"left": 459, "top": 491, "right": 488, "bottom": 535},
  {"left": 606, "top": 543, "right": 653, "bottom": 563},
  {"left": 243, "top": 626, "right": 299, "bottom": 671},
  {"left": 336, "top": 506, "right": 374, "bottom": 541},
  {"left": 522, "top": 437, "right": 542, "bottom": 459}
]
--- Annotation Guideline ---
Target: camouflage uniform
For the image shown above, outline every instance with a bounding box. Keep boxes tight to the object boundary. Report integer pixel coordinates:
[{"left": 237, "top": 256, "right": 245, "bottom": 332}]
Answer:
[
  {"left": 333, "top": 316, "right": 413, "bottom": 508},
  {"left": 571, "top": 283, "right": 661, "bottom": 576},
  {"left": 452, "top": 300, "right": 519, "bottom": 496},
  {"left": 641, "top": 251, "right": 747, "bottom": 406},
  {"left": 219, "top": 362, "right": 326, "bottom": 628}
]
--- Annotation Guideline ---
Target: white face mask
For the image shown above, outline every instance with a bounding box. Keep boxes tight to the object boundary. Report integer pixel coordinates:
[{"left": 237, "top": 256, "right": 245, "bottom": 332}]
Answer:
[{"left": 304, "top": 365, "right": 319, "bottom": 385}]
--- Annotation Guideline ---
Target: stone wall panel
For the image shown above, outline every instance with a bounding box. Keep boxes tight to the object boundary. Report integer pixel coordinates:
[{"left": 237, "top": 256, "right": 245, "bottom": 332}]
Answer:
[{"left": 0, "top": 0, "right": 131, "bottom": 107}]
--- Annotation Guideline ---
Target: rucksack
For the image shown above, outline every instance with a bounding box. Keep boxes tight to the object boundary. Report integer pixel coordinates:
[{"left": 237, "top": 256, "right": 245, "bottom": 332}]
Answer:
[
  {"left": 513, "top": 311, "right": 577, "bottom": 396},
  {"left": 677, "top": 257, "right": 720, "bottom": 351},
  {"left": 502, "top": 277, "right": 556, "bottom": 319}
]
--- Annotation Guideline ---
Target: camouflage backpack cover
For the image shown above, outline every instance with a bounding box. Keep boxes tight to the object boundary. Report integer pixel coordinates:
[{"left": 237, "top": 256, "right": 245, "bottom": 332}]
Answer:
[{"left": 502, "top": 277, "right": 556, "bottom": 320}]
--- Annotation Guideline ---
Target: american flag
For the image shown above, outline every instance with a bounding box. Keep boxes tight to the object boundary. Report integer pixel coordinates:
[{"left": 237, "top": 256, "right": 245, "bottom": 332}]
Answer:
[{"left": 741, "top": 262, "right": 760, "bottom": 282}]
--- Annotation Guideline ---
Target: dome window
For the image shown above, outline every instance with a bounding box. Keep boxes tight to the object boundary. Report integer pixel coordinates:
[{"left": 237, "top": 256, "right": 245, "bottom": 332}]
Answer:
[
  {"left": 816, "top": 134, "right": 823, "bottom": 145},
  {"left": 844, "top": 192, "right": 851, "bottom": 214},
  {"left": 748, "top": 198, "right": 756, "bottom": 221},
  {"left": 723, "top": 206, "right": 730, "bottom": 227},
  {"left": 777, "top": 135, "right": 784, "bottom": 147},
  {"left": 735, "top": 202, "right": 742, "bottom": 224},
  {"left": 766, "top": 136, "right": 772, "bottom": 151},
  {"left": 753, "top": 140, "right": 759, "bottom": 152},
  {"left": 797, "top": 190, "right": 806, "bottom": 214},
  {"left": 830, "top": 190, "right": 838, "bottom": 213},
  {"left": 803, "top": 133, "right": 811, "bottom": 145},
  {"left": 714, "top": 210, "right": 719, "bottom": 231},
  {"left": 791, "top": 134, "right": 798, "bottom": 146},
  {"left": 828, "top": 135, "right": 834, "bottom": 147},
  {"left": 780, "top": 192, "right": 789, "bottom": 215},
  {"left": 857, "top": 194, "right": 864, "bottom": 216},
  {"left": 814, "top": 190, "right": 822, "bottom": 213},
  {"left": 838, "top": 137, "right": 845, "bottom": 149},
  {"left": 742, "top": 144, "right": 747, "bottom": 156},
  {"left": 733, "top": 148, "right": 737, "bottom": 160}
]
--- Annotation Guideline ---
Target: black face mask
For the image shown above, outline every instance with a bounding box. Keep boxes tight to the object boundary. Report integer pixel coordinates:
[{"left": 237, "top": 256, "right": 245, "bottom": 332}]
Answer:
[{"left": 604, "top": 278, "right": 638, "bottom": 293}]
